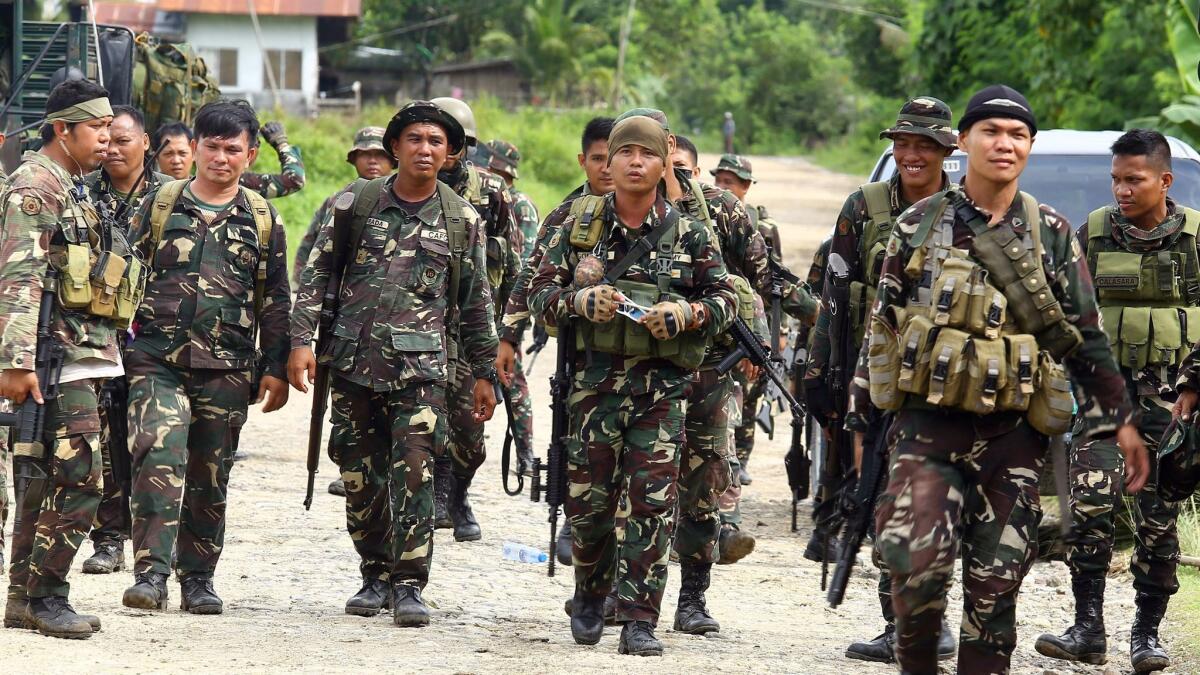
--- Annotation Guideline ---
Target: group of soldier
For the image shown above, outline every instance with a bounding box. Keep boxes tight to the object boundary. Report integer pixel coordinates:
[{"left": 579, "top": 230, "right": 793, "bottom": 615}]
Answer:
[{"left": 2, "top": 72, "right": 1200, "bottom": 675}]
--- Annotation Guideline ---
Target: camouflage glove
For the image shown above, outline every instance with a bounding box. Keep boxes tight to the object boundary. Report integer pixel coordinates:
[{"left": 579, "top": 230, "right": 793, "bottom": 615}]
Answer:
[
  {"left": 572, "top": 284, "right": 618, "bottom": 323},
  {"left": 643, "top": 300, "right": 693, "bottom": 340},
  {"left": 261, "top": 121, "right": 288, "bottom": 148}
]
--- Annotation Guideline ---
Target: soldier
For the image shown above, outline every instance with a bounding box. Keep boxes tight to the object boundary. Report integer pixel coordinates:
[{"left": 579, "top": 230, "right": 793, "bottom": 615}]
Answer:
[
  {"left": 848, "top": 84, "right": 1149, "bottom": 673},
  {"left": 528, "top": 115, "right": 737, "bottom": 656},
  {"left": 153, "top": 119, "right": 305, "bottom": 199},
  {"left": 0, "top": 79, "right": 129, "bottom": 638},
  {"left": 487, "top": 139, "right": 540, "bottom": 257},
  {"left": 79, "top": 104, "right": 169, "bottom": 576},
  {"left": 1036, "top": 129, "right": 1189, "bottom": 673},
  {"left": 152, "top": 122, "right": 194, "bottom": 180},
  {"left": 429, "top": 96, "right": 521, "bottom": 542},
  {"left": 495, "top": 116, "right": 614, "bottom": 564},
  {"left": 804, "top": 98, "right": 960, "bottom": 663},
  {"left": 121, "top": 99, "right": 292, "bottom": 615},
  {"left": 287, "top": 101, "right": 498, "bottom": 626}
]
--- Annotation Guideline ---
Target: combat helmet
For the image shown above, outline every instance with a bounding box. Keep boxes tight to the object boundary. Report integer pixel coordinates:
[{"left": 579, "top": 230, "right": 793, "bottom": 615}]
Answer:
[{"left": 431, "top": 97, "right": 477, "bottom": 146}]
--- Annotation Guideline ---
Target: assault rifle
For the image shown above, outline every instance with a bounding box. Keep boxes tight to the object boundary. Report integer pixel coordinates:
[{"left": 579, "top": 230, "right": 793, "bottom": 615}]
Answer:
[
  {"left": 525, "top": 323, "right": 550, "bottom": 371},
  {"left": 826, "top": 414, "right": 890, "bottom": 607},
  {"left": 304, "top": 191, "right": 356, "bottom": 510},
  {"left": 530, "top": 321, "right": 574, "bottom": 578},
  {"left": 755, "top": 257, "right": 803, "bottom": 438},
  {"left": 786, "top": 328, "right": 810, "bottom": 532},
  {"left": 99, "top": 372, "right": 132, "bottom": 532}
]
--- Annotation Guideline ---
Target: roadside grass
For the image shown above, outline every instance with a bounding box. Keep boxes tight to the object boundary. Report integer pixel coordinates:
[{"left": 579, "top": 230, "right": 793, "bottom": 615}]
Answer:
[{"left": 1173, "top": 497, "right": 1200, "bottom": 669}]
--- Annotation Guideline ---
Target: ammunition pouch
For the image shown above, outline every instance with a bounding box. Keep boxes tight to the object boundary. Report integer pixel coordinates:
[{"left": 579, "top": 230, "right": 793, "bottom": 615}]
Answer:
[
  {"left": 574, "top": 279, "right": 708, "bottom": 369},
  {"left": 486, "top": 234, "right": 506, "bottom": 288},
  {"left": 730, "top": 274, "right": 758, "bottom": 323},
  {"left": 58, "top": 245, "right": 144, "bottom": 328},
  {"left": 1026, "top": 352, "right": 1074, "bottom": 436},
  {"left": 866, "top": 307, "right": 905, "bottom": 411}
]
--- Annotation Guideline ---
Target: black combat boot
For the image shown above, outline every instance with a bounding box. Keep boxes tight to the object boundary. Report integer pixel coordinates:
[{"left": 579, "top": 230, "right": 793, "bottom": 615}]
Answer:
[
  {"left": 937, "top": 617, "right": 957, "bottom": 660},
  {"left": 1131, "top": 591, "right": 1171, "bottom": 673},
  {"left": 82, "top": 539, "right": 125, "bottom": 574},
  {"left": 391, "top": 583, "right": 430, "bottom": 627},
  {"left": 802, "top": 529, "right": 837, "bottom": 563},
  {"left": 570, "top": 590, "right": 605, "bottom": 645},
  {"left": 845, "top": 623, "right": 895, "bottom": 662},
  {"left": 5, "top": 590, "right": 99, "bottom": 632},
  {"left": 345, "top": 577, "right": 391, "bottom": 616},
  {"left": 564, "top": 588, "right": 618, "bottom": 625},
  {"left": 328, "top": 478, "right": 346, "bottom": 496},
  {"left": 28, "top": 596, "right": 93, "bottom": 639},
  {"left": 555, "top": 521, "right": 573, "bottom": 567},
  {"left": 674, "top": 562, "right": 720, "bottom": 635},
  {"left": 1034, "top": 576, "right": 1108, "bottom": 664},
  {"left": 738, "top": 460, "right": 752, "bottom": 485},
  {"left": 433, "top": 458, "right": 453, "bottom": 529},
  {"left": 618, "top": 621, "right": 663, "bottom": 656},
  {"left": 449, "top": 473, "right": 482, "bottom": 542},
  {"left": 123, "top": 571, "right": 169, "bottom": 610},
  {"left": 179, "top": 573, "right": 224, "bottom": 615},
  {"left": 717, "top": 526, "right": 756, "bottom": 565}
]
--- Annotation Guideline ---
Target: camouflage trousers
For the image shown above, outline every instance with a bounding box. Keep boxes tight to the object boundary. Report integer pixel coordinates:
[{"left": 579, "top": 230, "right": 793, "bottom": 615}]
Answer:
[
  {"left": 718, "top": 381, "right": 744, "bottom": 528},
  {"left": 90, "top": 377, "right": 130, "bottom": 547},
  {"left": 733, "top": 377, "right": 762, "bottom": 465},
  {"left": 446, "top": 353, "right": 485, "bottom": 478},
  {"left": 876, "top": 409, "right": 1046, "bottom": 674},
  {"left": 8, "top": 378, "right": 103, "bottom": 599},
  {"left": 330, "top": 376, "right": 446, "bottom": 588},
  {"left": 0, "top": 400, "right": 8, "bottom": 553},
  {"left": 567, "top": 386, "right": 684, "bottom": 625},
  {"left": 674, "top": 369, "right": 733, "bottom": 563},
  {"left": 1067, "top": 395, "right": 1179, "bottom": 595},
  {"left": 126, "top": 351, "right": 250, "bottom": 576},
  {"left": 505, "top": 348, "right": 534, "bottom": 462}
]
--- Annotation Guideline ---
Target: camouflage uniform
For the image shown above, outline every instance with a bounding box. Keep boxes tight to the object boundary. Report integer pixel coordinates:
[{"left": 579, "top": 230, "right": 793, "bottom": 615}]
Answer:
[
  {"left": 850, "top": 188, "right": 1134, "bottom": 673},
  {"left": 1, "top": 152, "right": 130, "bottom": 602},
  {"left": 125, "top": 181, "right": 291, "bottom": 578},
  {"left": 239, "top": 139, "right": 305, "bottom": 200},
  {"left": 487, "top": 140, "right": 540, "bottom": 259},
  {"left": 528, "top": 191, "right": 737, "bottom": 627},
  {"left": 291, "top": 175, "right": 497, "bottom": 588}
]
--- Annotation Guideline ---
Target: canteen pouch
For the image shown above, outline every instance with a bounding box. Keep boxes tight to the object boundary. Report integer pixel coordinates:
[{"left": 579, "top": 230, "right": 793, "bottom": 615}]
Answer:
[
  {"left": 967, "top": 275, "right": 1007, "bottom": 339},
  {"left": 1094, "top": 250, "right": 1183, "bottom": 303},
  {"left": 998, "top": 334, "right": 1038, "bottom": 412},
  {"left": 897, "top": 312, "right": 936, "bottom": 396},
  {"left": 88, "top": 252, "right": 128, "bottom": 318},
  {"left": 926, "top": 327, "right": 970, "bottom": 409},
  {"left": 867, "top": 308, "right": 905, "bottom": 411},
  {"left": 60, "top": 244, "right": 93, "bottom": 309},
  {"left": 1027, "top": 353, "right": 1074, "bottom": 436},
  {"left": 962, "top": 337, "right": 1008, "bottom": 415},
  {"left": 1117, "top": 306, "right": 1151, "bottom": 371},
  {"left": 930, "top": 253, "right": 974, "bottom": 329}
]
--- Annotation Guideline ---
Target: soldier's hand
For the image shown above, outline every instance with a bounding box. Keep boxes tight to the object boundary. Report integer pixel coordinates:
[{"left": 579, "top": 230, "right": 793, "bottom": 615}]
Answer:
[
  {"left": 738, "top": 358, "right": 760, "bottom": 382},
  {"left": 472, "top": 378, "right": 497, "bottom": 423},
  {"left": 496, "top": 340, "right": 517, "bottom": 386},
  {"left": 642, "top": 300, "right": 692, "bottom": 340},
  {"left": 261, "top": 121, "right": 288, "bottom": 147},
  {"left": 1117, "top": 423, "right": 1150, "bottom": 494},
  {"left": 287, "top": 347, "right": 317, "bottom": 393},
  {"left": 0, "top": 369, "right": 42, "bottom": 405},
  {"left": 1173, "top": 388, "right": 1199, "bottom": 420},
  {"left": 572, "top": 284, "right": 620, "bottom": 323},
  {"left": 257, "top": 375, "right": 289, "bottom": 413},
  {"left": 853, "top": 432, "right": 864, "bottom": 475}
]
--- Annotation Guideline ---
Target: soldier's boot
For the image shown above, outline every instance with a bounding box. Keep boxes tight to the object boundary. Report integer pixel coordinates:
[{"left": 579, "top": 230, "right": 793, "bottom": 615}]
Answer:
[
  {"left": 517, "top": 445, "right": 535, "bottom": 477},
  {"left": 179, "top": 573, "right": 224, "bottom": 615},
  {"left": 123, "top": 571, "right": 169, "bottom": 610},
  {"left": 1130, "top": 591, "right": 1171, "bottom": 673},
  {"left": 802, "top": 529, "right": 837, "bottom": 563},
  {"left": 4, "top": 591, "right": 98, "bottom": 631},
  {"left": 717, "top": 525, "right": 756, "bottom": 565},
  {"left": 937, "top": 617, "right": 956, "bottom": 660},
  {"left": 564, "top": 588, "right": 619, "bottom": 625},
  {"left": 82, "top": 540, "right": 125, "bottom": 574},
  {"left": 28, "top": 596, "right": 93, "bottom": 640},
  {"left": 433, "top": 458, "right": 453, "bottom": 529},
  {"left": 328, "top": 478, "right": 346, "bottom": 496},
  {"left": 618, "top": 620, "right": 663, "bottom": 657},
  {"left": 570, "top": 590, "right": 605, "bottom": 645},
  {"left": 345, "top": 577, "right": 392, "bottom": 617},
  {"left": 1034, "top": 576, "right": 1108, "bottom": 664},
  {"left": 555, "top": 521, "right": 573, "bottom": 567},
  {"left": 674, "top": 562, "right": 720, "bottom": 635},
  {"left": 449, "top": 473, "right": 482, "bottom": 542},
  {"left": 738, "top": 459, "right": 752, "bottom": 485},
  {"left": 391, "top": 583, "right": 430, "bottom": 627},
  {"left": 845, "top": 623, "right": 895, "bottom": 662}
]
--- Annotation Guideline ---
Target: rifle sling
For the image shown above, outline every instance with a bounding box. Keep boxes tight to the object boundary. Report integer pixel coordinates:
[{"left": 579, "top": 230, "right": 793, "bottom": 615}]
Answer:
[{"left": 602, "top": 206, "right": 680, "bottom": 285}]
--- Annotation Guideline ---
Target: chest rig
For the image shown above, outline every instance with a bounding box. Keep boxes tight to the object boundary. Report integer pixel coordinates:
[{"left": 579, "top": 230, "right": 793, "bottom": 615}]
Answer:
[{"left": 58, "top": 180, "right": 144, "bottom": 329}]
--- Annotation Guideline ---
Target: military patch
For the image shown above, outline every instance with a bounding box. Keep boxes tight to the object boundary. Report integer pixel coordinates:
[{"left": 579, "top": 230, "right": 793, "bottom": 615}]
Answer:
[
  {"left": 422, "top": 228, "right": 448, "bottom": 243},
  {"left": 365, "top": 217, "right": 388, "bottom": 230},
  {"left": 21, "top": 195, "right": 41, "bottom": 216},
  {"left": 548, "top": 230, "right": 562, "bottom": 250}
]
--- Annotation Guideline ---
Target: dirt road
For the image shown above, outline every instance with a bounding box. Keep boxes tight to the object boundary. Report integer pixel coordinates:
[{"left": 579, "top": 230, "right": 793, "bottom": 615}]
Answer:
[{"left": 0, "top": 155, "right": 1179, "bottom": 673}]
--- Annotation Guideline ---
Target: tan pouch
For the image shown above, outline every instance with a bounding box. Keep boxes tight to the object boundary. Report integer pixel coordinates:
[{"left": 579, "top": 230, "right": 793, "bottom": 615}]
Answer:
[
  {"left": 1027, "top": 352, "right": 1074, "bottom": 436},
  {"left": 926, "top": 327, "right": 970, "bottom": 409},
  {"left": 89, "top": 254, "right": 127, "bottom": 318},
  {"left": 1118, "top": 306, "right": 1150, "bottom": 370},
  {"left": 998, "top": 334, "right": 1038, "bottom": 411},
  {"left": 867, "top": 308, "right": 905, "bottom": 411},
  {"left": 1150, "top": 307, "right": 1183, "bottom": 366},
  {"left": 114, "top": 258, "right": 145, "bottom": 327},
  {"left": 930, "top": 253, "right": 974, "bottom": 329},
  {"left": 962, "top": 337, "right": 1008, "bottom": 415},
  {"left": 898, "top": 312, "right": 936, "bottom": 395},
  {"left": 59, "top": 244, "right": 93, "bottom": 309},
  {"left": 967, "top": 272, "right": 1007, "bottom": 339}
]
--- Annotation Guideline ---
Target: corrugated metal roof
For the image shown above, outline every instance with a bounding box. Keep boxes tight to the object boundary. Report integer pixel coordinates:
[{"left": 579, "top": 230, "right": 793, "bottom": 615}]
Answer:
[{"left": 93, "top": 0, "right": 360, "bottom": 20}]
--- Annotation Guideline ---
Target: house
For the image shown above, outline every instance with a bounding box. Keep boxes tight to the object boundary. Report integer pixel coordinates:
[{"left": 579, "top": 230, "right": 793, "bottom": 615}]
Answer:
[{"left": 91, "top": 0, "right": 361, "bottom": 115}]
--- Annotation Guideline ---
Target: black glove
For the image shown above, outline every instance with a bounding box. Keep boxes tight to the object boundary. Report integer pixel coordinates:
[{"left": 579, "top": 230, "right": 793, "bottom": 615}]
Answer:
[
  {"left": 261, "top": 121, "right": 288, "bottom": 147},
  {"left": 802, "top": 376, "right": 836, "bottom": 427}
]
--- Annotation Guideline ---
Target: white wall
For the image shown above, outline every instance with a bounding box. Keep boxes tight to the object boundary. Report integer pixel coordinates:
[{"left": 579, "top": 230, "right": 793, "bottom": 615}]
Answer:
[{"left": 186, "top": 13, "right": 319, "bottom": 114}]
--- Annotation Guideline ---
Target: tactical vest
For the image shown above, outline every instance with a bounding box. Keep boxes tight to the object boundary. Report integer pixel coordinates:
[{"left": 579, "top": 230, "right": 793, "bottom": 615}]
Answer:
[
  {"left": 58, "top": 183, "right": 144, "bottom": 329},
  {"left": 566, "top": 195, "right": 710, "bottom": 369},
  {"left": 676, "top": 179, "right": 759, "bottom": 330},
  {"left": 865, "top": 190, "right": 1074, "bottom": 435},
  {"left": 1086, "top": 205, "right": 1200, "bottom": 375},
  {"left": 463, "top": 165, "right": 509, "bottom": 289},
  {"left": 848, "top": 181, "right": 897, "bottom": 346}
]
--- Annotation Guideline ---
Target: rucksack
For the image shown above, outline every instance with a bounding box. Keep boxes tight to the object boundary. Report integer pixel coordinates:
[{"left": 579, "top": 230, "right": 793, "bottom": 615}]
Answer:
[{"left": 132, "top": 32, "right": 221, "bottom": 131}]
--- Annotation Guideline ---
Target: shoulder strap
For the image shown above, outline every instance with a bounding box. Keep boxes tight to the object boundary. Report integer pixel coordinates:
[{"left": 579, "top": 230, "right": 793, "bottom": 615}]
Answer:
[
  {"left": 238, "top": 186, "right": 274, "bottom": 319},
  {"left": 465, "top": 167, "right": 483, "bottom": 205},
  {"left": 686, "top": 177, "right": 713, "bottom": 229},
  {"left": 1086, "top": 207, "right": 1110, "bottom": 240},
  {"left": 603, "top": 206, "right": 681, "bottom": 286},
  {"left": 1020, "top": 191, "right": 1044, "bottom": 259},
  {"left": 1182, "top": 207, "right": 1200, "bottom": 237},
  {"left": 436, "top": 180, "right": 468, "bottom": 308},
  {"left": 909, "top": 190, "right": 951, "bottom": 250},
  {"left": 861, "top": 181, "right": 893, "bottom": 231},
  {"left": 148, "top": 179, "right": 189, "bottom": 270}
]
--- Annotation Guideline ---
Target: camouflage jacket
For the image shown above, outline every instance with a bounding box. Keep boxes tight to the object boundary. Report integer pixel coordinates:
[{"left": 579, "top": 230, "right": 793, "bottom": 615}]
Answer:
[
  {"left": 128, "top": 182, "right": 292, "bottom": 379},
  {"left": 0, "top": 151, "right": 129, "bottom": 370},
  {"left": 290, "top": 177, "right": 498, "bottom": 392},
  {"left": 507, "top": 185, "right": 540, "bottom": 259},
  {"left": 528, "top": 192, "right": 737, "bottom": 396},
  {"left": 293, "top": 190, "right": 338, "bottom": 283},
  {"left": 85, "top": 167, "right": 169, "bottom": 234},
  {"left": 444, "top": 163, "right": 522, "bottom": 319},
  {"left": 747, "top": 203, "right": 782, "bottom": 261},
  {"left": 846, "top": 187, "right": 1134, "bottom": 438},
  {"left": 240, "top": 141, "right": 306, "bottom": 199}
]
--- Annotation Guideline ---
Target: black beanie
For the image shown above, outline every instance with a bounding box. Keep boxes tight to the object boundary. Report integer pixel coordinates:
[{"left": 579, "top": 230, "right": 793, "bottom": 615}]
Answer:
[{"left": 958, "top": 84, "right": 1037, "bottom": 137}]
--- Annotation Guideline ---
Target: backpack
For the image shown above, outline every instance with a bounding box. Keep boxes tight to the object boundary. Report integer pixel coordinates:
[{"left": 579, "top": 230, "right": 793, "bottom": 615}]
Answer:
[{"left": 132, "top": 33, "right": 221, "bottom": 131}]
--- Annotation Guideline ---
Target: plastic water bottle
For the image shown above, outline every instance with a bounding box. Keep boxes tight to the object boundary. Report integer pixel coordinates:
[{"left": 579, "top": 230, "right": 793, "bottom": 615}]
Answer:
[{"left": 502, "top": 541, "right": 548, "bottom": 564}]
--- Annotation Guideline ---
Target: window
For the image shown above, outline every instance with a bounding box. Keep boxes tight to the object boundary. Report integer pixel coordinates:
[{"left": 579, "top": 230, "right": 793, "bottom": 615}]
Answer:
[
  {"left": 263, "top": 49, "right": 303, "bottom": 91},
  {"left": 197, "top": 48, "right": 238, "bottom": 87}
]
